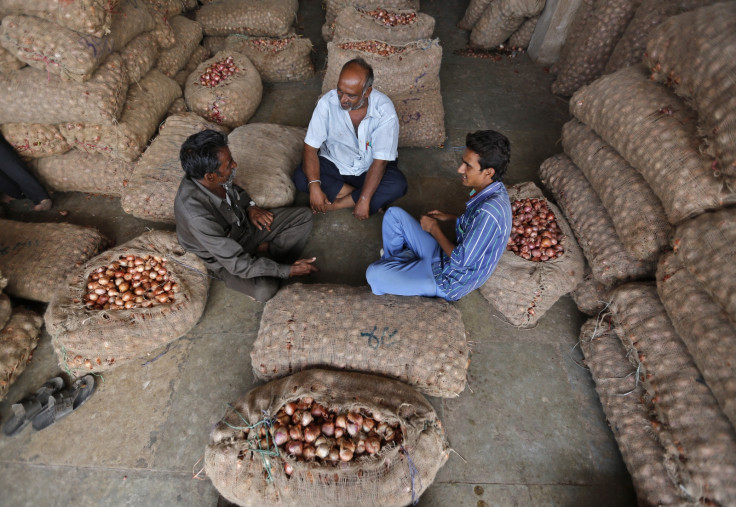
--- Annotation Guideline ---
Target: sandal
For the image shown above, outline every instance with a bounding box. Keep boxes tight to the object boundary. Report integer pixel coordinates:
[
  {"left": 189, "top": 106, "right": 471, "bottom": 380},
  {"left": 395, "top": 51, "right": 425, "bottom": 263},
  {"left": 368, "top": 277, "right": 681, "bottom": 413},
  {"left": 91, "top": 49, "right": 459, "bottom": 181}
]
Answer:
[
  {"left": 31, "top": 375, "right": 95, "bottom": 431},
  {"left": 2, "top": 377, "right": 64, "bottom": 437}
]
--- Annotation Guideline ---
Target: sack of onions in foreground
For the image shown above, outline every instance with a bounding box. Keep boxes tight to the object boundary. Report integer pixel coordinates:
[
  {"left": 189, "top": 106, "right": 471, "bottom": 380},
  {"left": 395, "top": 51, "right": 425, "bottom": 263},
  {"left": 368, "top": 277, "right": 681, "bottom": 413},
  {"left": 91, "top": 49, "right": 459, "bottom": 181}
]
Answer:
[
  {"left": 205, "top": 369, "right": 449, "bottom": 507},
  {"left": 479, "top": 182, "right": 584, "bottom": 327},
  {"left": 45, "top": 230, "right": 210, "bottom": 377}
]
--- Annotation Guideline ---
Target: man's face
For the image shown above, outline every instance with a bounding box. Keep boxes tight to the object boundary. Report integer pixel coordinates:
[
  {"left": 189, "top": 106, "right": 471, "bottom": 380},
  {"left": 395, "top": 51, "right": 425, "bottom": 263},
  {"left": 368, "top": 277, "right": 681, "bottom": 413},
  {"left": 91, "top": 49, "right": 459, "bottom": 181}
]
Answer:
[
  {"left": 337, "top": 67, "right": 370, "bottom": 111},
  {"left": 214, "top": 146, "right": 237, "bottom": 186},
  {"left": 457, "top": 148, "right": 494, "bottom": 190}
]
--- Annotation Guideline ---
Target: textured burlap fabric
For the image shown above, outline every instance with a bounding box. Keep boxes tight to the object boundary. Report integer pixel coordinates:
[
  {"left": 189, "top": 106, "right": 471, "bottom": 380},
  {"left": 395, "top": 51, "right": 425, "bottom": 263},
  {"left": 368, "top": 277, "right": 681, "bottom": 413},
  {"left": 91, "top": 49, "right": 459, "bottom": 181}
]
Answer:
[
  {"left": 570, "top": 64, "right": 736, "bottom": 224},
  {"left": 196, "top": 0, "right": 297, "bottom": 37},
  {"left": 29, "top": 150, "right": 134, "bottom": 196},
  {"left": 45, "top": 230, "right": 209, "bottom": 377},
  {"left": 0, "top": 219, "right": 108, "bottom": 303},
  {"left": 251, "top": 284, "right": 469, "bottom": 397},
  {"left": 155, "top": 15, "right": 203, "bottom": 78},
  {"left": 0, "top": 308, "right": 43, "bottom": 402},
  {"left": 393, "top": 90, "right": 446, "bottom": 148},
  {"left": 0, "top": 294, "right": 9, "bottom": 332},
  {"left": 579, "top": 318, "right": 692, "bottom": 505},
  {"left": 508, "top": 15, "right": 539, "bottom": 49},
  {"left": 0, "top": 0, "right": 119, "bottom": 38},
  {"left": 185, "top": 51, "right": 263, "bottom": 129},
  {"left": 144, "top": 1, "right": 176, "bottom": 49},
  {"left": 224, "top": 35, "right": 313, "bottom": 83},
  {"left": 167, "top": 97, "right": 188, "bottom": 115},
  {"left": 121, "top": 113, "right": 229, "bottom": 223},
  {"left": 203, "top": 35, "right": 228, "bottom": 55},
  {"left": 0, "top": 124, "right": 70, "bottom": 159},
  {"left": 479, "top": 182, "right": 584, "bottom": 327},
  {"left": 228, "top": 123, "right": 305, "bottom": 208},
  {"left": 570, "top": 270, "right": 609, "bottom": 316},
  {"left": 120, "top": 32, "right": 160, "bottom": 85},
  {"left": 0, "top": 53, "right": 128, "bottom": 125},
  {"left": 611, "top": 283, "right": 736, "bottom": 505},
  {"left": 324, "top": 0, "right": 420, "bottom": 26},
  {"left": 174, "top": 45, "right": 211, "bottom": 89},
  {"left": 458, "top": 0, "right": 494, "bottom": 31},
  {"left": 539, "top": 154, "right": 654, "bottom": 286},
  {"left": 470, "top": 0, "right": 545, "bottom": 49},
  {"left": 0, "top": 44, "right": 23, "bottom": 73},
  {"left": 561, "top": 119, "right": 671, "bottom": 262},
  {"left": 205, "top": 369, "right": 449, "bottom": 506},
  {"left": 332, "top": 7, "right": 435, "bottom": 45}
]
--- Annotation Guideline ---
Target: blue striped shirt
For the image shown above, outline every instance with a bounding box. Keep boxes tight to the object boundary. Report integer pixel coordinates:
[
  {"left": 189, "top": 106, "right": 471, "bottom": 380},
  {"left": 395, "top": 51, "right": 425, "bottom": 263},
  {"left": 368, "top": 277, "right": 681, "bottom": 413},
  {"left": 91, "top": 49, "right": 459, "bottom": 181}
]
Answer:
[{"left": 432, "top": 181, "right": 512, "bottom": 301}]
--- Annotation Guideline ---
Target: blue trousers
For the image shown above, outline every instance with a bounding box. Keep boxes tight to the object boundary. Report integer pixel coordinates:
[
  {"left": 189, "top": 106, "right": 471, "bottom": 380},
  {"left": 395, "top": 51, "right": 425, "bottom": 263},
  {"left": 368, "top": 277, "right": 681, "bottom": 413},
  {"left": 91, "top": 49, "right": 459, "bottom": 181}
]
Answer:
[{"left": 366, "top": 207, "right": 447, "bottom": 299}]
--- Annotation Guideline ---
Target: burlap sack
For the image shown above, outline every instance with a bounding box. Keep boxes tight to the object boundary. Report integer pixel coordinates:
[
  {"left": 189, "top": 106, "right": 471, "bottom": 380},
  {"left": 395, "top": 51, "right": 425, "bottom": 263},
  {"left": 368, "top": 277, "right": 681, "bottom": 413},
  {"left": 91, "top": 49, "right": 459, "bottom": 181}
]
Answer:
[
  {"left": 579, "top": 318, "right": 692, "bottom": 505},
  {"left": 539, "top": 154, "right": 655, "bottom": 285},
  {"left": 470, "top": 0, "right": 545, "bottom": 49},
  {"left": 252, "top": 284, "right": 469, "bottom": 397},
  {"left": 167, "top": 96, "right": 188, "bottom": 115},
  {"left": 195, "top": 0, "right": 297, "bottom": 37},
  {"left": 0, "top": 0, "right": 119, "bottom": 38},
  {"left": 144, "top": 1, "right": 177, "bottom": 49},
  {"left": 646, "top": 2, "right": 736, "bottom": 177},
  {"left": 45, "top": 230, "right": 209, "bottom": 377},
  {"left": 0, "top": 1, "right": 154, "bottom": 82},
  {"left": 610, "top": 283, "right": 736, "bottom": 505},
  {"left": 0, "top": 294, "right": 9, "bottom": 331},
  {"left": 394, "top": 90, "right": 446, "bottom": 148},
  {"left": 29, "top": 150, "right": 134, "bottom": 196},
  {"left": 0, "top": 44, "right": 23, "bottom": 73},
  {"left": 59, "top": 69, "right": 181, "bottom": 161},
  {"left": 570, "top": 270, "right": 609, "bottom": 316},
  {"left": 570, "top": 64, "right": 736, "bottom": 224},
  {"left": 0, "top": 123, "right": 70, "bottom": 158},
  {"left": 174, "top": 45, "right": 211, "bottom": 89},
  {"left": 550, "top": 0, "right": 639, "bottom": 96},
  {"left": 140, "top": 0, "right": 184, "bottom": 17},
  {"left": 322, "top": 39, "right": 441, "bottom": 97},
  {"left": 203, "top": 35, "right": 227, "bottom": 55},
  {"left": 332, "top": 7, "right": 435, "bottom": 45},
  {"left": 0, "top": 52, "right": 128, "bottom": 125},
  {"left": 155, "top": 15, "right": 203, "bottom": 78},
  {"left": 121, "top": 31, "right": 160, "bottom": 85},
  {"left": 228, "top": 123, "right": 305, "bottom": 208},
  {"left": 324, "top": 0, "right": 420, "bottom": 26},
  {"left": 508, "top": 15, "right": 539, "bottom": 49},
  {"left": 0, "top": 308, "right": 43, "bottom": 402},
  {"left": 223, "top": 35, "right": 313, "bottom": 83},
  {"left": 458, "top": 0, "right": 494, "bottom": 31},
  {"left": 121, "top": 113, "right": 229, "bottom": 223},
  {"left": 185, "top": 51, "right": 262, "bottom": 129},
  {"left": 561, "top": 120, "right": 671, "bottom": 262},
  {"left": 0, "top": 268, "right": 7, "bottom": 292},
  {"left": 0, "top": 219, "right": 108, "bottom": 302},
  {"left": 206, "top": 369, "right": 449, "bottom": 506},
  {"left": 478, "top": 182, "right": 584, "bottom": 327},
  {"left": 657, "top": 251, "right": 736, "bottom": 430}
]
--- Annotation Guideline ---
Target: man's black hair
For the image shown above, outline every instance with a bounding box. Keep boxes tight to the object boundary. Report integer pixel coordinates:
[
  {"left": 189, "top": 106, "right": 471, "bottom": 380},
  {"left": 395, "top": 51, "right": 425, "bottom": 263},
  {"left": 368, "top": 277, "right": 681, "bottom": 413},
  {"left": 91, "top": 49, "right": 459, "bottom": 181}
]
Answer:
[
  {"left": 466, "top": 130, "right": 511, "bottom": 182},
  {"left": 341, "top": 57, "right": 374, "bottom": 95},
  {"left": 180, "top": 129, "right": 228, "bottom": 180}
]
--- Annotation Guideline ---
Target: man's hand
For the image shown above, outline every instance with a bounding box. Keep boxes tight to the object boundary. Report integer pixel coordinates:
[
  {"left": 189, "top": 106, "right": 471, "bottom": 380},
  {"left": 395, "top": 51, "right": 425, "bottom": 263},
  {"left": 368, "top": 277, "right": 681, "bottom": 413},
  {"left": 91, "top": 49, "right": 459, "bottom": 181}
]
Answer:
[
  {"left": 353, "top": 197, "right": 370, "bottom": 220},
  {"left": 247, "top": 206, "right": 274, "bottom": 231},
  {"left": 426, "top": 210, "right": 457, "bottom": 222},
  {"left": 289, "top": 257, "right": 319, "bottom": 277},
  {"left": 309, "top": 185, "right": 331, "bottom": 214},
  {"left": 420, "top": 214, "right": 441, "bottom": 235}
]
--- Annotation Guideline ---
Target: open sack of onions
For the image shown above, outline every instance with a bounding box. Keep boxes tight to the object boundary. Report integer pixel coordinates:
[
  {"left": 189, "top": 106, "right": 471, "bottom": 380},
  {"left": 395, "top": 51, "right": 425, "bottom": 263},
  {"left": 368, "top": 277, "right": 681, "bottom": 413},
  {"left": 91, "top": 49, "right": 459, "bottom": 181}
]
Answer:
[
  {"left": 0, "top": 308, "right": 43, "bottom": 401},
  {"left": 205, "top": 369, "right": 449, "bottom": 507},
  {"left": 479, "top": 182, "right": 584, "bottom": 327},
  {"left": 331, "top": 7, "right": 435, "bottom": 45},
  {"left": 45, "top": 230, "right": 209, "bottom": 377}
]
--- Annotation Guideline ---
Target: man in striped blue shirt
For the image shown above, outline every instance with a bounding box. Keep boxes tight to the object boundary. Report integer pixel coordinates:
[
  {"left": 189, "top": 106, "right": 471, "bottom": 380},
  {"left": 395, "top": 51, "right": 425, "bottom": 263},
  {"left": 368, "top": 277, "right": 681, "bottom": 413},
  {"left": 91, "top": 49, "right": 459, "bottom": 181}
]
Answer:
[{"left": 366, "top": 130, "right": 512, "bottom": 301}]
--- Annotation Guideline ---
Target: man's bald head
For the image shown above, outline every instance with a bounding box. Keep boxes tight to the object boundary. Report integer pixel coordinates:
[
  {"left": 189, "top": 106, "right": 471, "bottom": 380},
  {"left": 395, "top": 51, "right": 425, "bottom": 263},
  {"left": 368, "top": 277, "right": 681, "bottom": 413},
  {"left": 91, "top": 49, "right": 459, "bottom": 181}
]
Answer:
[
  {"left": 336, "top": 58, "right": 374, "bottom": 111},
  {"left": 339, "top": 58, "right": 374, "bottom": 96}
]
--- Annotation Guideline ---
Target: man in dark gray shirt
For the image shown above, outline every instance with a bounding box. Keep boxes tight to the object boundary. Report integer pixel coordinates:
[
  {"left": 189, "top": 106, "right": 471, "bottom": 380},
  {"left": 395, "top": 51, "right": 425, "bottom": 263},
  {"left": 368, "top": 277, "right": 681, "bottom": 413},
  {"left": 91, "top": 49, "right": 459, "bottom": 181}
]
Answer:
[{"left": 174, "top": 129, "right": 318, "bottom": 302}]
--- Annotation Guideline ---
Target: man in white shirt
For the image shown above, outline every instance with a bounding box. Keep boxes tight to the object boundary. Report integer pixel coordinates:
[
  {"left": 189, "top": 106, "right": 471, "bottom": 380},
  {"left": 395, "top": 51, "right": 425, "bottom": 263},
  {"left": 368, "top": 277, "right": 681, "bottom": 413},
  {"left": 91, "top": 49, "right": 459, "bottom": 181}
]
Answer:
[{"left": 293, "top": 58, "right": 407, "bottom": 220}]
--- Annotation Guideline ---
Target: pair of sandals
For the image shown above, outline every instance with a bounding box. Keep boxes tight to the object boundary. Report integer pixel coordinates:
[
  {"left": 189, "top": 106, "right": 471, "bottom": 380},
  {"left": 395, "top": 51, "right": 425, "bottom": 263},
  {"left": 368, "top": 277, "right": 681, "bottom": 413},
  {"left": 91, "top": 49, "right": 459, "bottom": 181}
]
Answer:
[{"left": 2, "top": 375, "right": 95, "bottom": 437}]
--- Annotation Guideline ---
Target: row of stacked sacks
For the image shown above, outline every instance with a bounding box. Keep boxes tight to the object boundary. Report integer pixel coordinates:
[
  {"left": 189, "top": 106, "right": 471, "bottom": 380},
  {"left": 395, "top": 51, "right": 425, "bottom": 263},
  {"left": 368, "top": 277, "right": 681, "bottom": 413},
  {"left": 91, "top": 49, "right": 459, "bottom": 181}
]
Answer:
[{"left": 458, "top": 0, "right": 545, "bottom": 51}]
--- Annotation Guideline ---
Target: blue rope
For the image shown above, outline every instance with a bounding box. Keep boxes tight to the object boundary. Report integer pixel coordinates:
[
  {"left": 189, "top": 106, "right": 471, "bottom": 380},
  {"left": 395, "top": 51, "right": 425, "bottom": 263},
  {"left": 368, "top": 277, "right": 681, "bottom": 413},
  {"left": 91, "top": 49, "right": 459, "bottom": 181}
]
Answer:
[
  {"left": 222, "top": 404, "right": 279, "bottom": 483},
  {"left": 401, "top": 445, "right": 423, "bottom": 505}
]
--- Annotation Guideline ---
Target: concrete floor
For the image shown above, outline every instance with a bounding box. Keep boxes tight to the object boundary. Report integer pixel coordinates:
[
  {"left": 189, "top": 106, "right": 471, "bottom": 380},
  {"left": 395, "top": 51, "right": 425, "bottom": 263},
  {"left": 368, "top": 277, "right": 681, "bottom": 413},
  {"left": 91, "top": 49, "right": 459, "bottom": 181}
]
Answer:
[{"left": 0, "top": 1, "right": 637, "bottom": 505}]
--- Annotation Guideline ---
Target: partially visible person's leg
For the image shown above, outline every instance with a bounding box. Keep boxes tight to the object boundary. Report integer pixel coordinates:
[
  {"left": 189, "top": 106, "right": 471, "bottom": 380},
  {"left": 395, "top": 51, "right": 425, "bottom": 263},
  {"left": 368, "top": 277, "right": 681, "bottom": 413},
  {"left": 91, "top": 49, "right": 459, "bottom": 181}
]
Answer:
[
  {"left": 253, "top": 207, "right": 313, "bottom": 264},
  {"left": 350, "top": 160, "right": 407, "bottom": 214},
  {"left": 0, "top": 168, "right": 23, "bottom": 201},
  {"left": 215, "top": 268, "right": 280, "bottom": 302},
  {"left": 293, "top": 157, "right": 353, "bottom": 204},
  {"left": 380, "top": 207, "right": 441, "bottom": 259},
  {"left": 0, "top": 136, "right": 51, "bottom": 207}
]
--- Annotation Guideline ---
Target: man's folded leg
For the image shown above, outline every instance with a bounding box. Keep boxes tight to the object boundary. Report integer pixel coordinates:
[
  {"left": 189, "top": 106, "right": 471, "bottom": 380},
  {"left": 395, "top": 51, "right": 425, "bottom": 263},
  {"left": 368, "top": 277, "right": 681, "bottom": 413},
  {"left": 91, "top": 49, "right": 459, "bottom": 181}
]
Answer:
[
  {"left": 366, "top": 254, "right": 439, "bottom": 297},
  {"left": 215, "top": 268, "right": 281, "bottom": 303}
]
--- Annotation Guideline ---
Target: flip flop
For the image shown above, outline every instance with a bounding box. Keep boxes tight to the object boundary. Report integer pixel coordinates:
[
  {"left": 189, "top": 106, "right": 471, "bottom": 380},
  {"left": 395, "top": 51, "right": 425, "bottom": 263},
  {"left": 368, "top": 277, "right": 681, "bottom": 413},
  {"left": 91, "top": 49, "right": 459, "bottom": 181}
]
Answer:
[
  {"left": 31, "top": 375, "right": 96, "bottom": 431},
  {"left": 2, "top": 377, "right": 64, "bottom": 437}
]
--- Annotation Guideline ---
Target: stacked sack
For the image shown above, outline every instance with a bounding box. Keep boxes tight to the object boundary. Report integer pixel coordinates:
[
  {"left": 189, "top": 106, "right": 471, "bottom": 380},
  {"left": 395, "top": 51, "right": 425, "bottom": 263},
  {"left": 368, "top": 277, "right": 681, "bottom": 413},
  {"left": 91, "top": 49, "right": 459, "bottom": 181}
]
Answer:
[
  {"left": 460, "top": 0, "right": 545, "bottom": 51},
  {"left": 322, "top": 0, "right": 420, "bottom": 41}
]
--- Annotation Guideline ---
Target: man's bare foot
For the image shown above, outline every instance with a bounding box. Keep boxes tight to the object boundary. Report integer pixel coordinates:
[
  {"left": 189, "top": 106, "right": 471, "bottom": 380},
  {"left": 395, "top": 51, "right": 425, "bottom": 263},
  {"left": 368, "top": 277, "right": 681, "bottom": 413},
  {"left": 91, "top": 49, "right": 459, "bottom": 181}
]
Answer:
[
  {"left": 33, "top": 198, "right": 52, "bottom": 211},
  {"left": 324, "top": 194, "right": 356, "bottom": 211}
]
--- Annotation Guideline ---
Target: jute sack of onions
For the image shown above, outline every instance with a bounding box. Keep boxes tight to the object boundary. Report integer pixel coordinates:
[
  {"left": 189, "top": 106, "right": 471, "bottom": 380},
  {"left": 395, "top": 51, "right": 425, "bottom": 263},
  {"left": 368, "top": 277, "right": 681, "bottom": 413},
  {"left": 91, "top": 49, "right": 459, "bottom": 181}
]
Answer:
[
  {"left": 0, "top": 1, "right": 155, "bottom": 82},
  {"left": 206, "top": 369, "right": 449, "bottom": 507},
  {"left": 324, "top": 0, "right": 420, "bottom": 27},
  {"left": 570, "top": 65, "right": 736, "bottom": 224},
  {"left": 251, "top": 283, "right": 469, "bottom": 397},
  {"left": 507, "top": 15, "right": 539, "bottom": 49},
  {"left": 29, "top": 151, "right": 133, "bottom": 196},
  {"left": 195, "top": 0, "right": 297, "bottom": 37},
  {"left": 657, "top": 251, "right": 736, "bottom": 430},
  {"left": 185, "top": 51, "right": 262, "bottom": 129},
  {"left": 610, "top": 283, "right": 736, "bottom": 505},
  {"left": 579, "top": 317, "right": 691, "bottom": 506},
  {"left": 203, "top": 35, "right": 227, "bottom": 55},
  {"left": 0, "top": 52, "right": 128, "bottom": 125},
  {"left": 167, "top": 96, "right": 188, "bottom": 115},
  {"left": 139, "top": 0, "right": 184, "bottom": 17},
  {"left": 0, "top": 219, "right": 108, "bottom": 303},
  {"left": 121, "top": 32, "right": 160, "bottom": 85},
  {"left": 45, "top": 230, "right": 209, "bottom": 377},
  {"left": 322, "top": 39, "right": 441, "bottom": 97},
  {"left": 0, "top": 308, "right": 43, "bottom": 401},
  {"left": 393, "top": 90, "right": 446, "bottom": 148},
  {"left": 332, "top": 7, "right": 435, "bottom": 45},
  {"left": 155, "top": 15, "right": 203, "bottom": 78},
  {"left": 0, "top": 44, "right": 23, "bottom": 73},
  {"left": 174, "top": 45, "right": 211, "bottom": 89},
  {"left": 143, "top": 1, "right": 177, "bottom": 49},
  {"left": 121, "top": 113, "right": 229, "bottom": 223},
  {"left": 478, "top": 182, "right": 583, "bottom": 327},
  {"left": 550, "top": 0, "right": 638, "bottom": 96},
  {"left": 0, "top": 0, "right": 119, "bottom": 38},
  {"left": 539, "top": 154, "right": 655, "bottom": 286},
  {"left": 228, "top": 123, "right": 305, "bottom": 208},
  {"left": 59, "top": 69, "right": 182, "bottom": 161},
  {"left": 570, "top": 269, "right": 609, "bottom": 316},
  {"left": 223, "top": 35, "right": 314, "bottom": 83},
  {"left": 0, "top": 269, "right": 10, "bottom": 330},
  {"left": 458, "top": 0, "right": 494, "bottom": 31},
  {"left": 645, "top": 2, "right": 736, "bottom": 178},
  {"left": 0, "top": 123, "right": 70, "bottom": 159},
  {"left": 561, "top": 119, "right": 671, "bottom": 262},
  {"left": 470, "top": 0, "right": 545, "bottom": 49}
]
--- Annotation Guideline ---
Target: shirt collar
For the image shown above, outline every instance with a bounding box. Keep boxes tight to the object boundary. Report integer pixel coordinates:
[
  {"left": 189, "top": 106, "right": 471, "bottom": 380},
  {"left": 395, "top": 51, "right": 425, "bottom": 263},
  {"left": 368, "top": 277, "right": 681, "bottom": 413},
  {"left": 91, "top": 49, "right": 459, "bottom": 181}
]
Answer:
[{"left": 467, "top": 181, "right": 503, "bottom": 207}]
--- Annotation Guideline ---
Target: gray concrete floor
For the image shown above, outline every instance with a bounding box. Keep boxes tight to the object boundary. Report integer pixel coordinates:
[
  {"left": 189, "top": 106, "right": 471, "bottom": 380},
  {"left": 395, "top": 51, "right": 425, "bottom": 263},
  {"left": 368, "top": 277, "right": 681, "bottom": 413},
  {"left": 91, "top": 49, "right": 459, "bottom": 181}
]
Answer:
[{"left": 0, "top": 1, "right": 636, "bottom": 505}]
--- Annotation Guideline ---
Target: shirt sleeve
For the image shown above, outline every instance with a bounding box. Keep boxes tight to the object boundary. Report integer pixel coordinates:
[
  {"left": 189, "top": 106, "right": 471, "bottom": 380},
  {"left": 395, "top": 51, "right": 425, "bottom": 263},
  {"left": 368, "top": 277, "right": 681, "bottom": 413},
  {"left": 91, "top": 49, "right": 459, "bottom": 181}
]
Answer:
[
  {"left": 304, "top": 95, "right": 330, "bottom": 150},
  {"left": 370, "top": 103, "right": 399, "bottom": 161}
]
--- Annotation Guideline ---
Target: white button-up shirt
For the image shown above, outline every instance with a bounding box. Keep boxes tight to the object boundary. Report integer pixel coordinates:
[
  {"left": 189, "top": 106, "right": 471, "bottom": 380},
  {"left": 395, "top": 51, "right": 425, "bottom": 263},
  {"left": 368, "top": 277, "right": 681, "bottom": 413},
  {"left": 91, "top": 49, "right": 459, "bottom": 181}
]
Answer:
[{"left": 304, "top": 89, "right": 399, "bottom": 176}]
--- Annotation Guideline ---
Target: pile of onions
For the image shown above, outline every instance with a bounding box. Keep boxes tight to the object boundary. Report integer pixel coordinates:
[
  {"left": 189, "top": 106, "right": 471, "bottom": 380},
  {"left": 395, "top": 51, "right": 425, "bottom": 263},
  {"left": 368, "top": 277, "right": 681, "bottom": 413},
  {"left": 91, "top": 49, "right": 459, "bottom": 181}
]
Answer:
[
  {"left": 362, "top": 8, "right": 417, "bottom": 26},
  {"left": 80, "top": 254, "right": 179, "bottom": 311},
  {"left": 507, "top": 198, "right": 565, "bottom": 261},
  {"left": 249, "top": 35, "right": 295, "bottom": 52},
  {"left": 198, "top": 55, "right": 239, "bottom": 88},
  {"left": 337, "top": 40, "right": 404, "bottom": 56}
]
